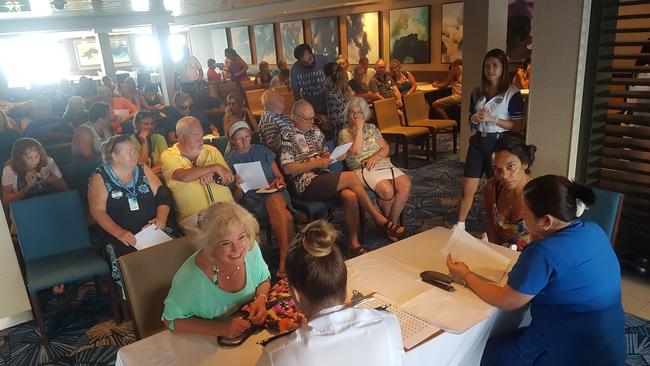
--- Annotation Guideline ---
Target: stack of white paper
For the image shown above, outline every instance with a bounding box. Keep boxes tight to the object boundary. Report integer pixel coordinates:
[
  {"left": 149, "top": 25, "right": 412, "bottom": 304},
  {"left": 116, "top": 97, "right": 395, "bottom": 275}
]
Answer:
[
  {"left": 134, "top": 225, "right": 174, "bottom": 250},
  {"left": 401, "top": 288, "right": 488, "bottom": 334},
  {"left": 441, "top": 229, "right": 512, "bottom": 283},
  {"left": 329, "top": 142, "right": 352, "bottom": 163}
]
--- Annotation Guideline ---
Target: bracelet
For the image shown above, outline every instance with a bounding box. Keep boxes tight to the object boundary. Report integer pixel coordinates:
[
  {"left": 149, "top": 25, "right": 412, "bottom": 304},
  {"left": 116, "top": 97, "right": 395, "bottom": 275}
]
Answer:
[
  {"left": 463, "top": 272, "right": 473, "bottom": 284},
  {"left": 254, "top": 293, "right": 267, "bottom": 301}
]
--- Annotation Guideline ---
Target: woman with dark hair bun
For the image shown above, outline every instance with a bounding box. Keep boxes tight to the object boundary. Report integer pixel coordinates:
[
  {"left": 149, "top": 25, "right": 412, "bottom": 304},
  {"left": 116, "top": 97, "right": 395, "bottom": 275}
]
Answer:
[
  {"left": 258, "top": 220, "right": 405, "bottom": 366},
  {"left": 484, "top": 134, "right": 536, "bottom": 250},
  {"left": 448, "top": 175, "right": 625, "bottom": 366}
]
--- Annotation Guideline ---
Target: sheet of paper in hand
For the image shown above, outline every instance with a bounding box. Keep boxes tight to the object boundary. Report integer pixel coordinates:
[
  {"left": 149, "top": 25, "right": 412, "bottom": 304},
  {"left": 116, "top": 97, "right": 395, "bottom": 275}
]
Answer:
[
  {"left": 233, "top": 161, "right": 269, "bottom": 193},
  {"left": 441, "top": 228, "right": 512, "bottom": 283},
  {"left": 134, "top": 225, "right": 173, "bottom": 250},
  {"left": 329, "top": 142, "right": 353, "bottom": 163}
]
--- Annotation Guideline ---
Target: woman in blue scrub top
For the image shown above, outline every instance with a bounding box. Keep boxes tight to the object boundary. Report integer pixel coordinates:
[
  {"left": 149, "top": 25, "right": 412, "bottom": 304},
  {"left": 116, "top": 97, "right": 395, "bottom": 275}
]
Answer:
[{"left": 447, "top": 175, "right": 626, "bottom": 366}]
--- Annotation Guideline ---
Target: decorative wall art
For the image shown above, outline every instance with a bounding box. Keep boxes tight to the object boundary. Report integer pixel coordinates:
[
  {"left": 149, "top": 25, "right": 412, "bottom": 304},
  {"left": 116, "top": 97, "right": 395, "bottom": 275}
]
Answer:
[
  {"left": 0, "top": 0, "right": 29, "bottom": 12},
  {"left": 280, "top": 21, "right": 304, "bottom": 63},
  {"left": 230, "top": 26, "right": 252, "bottom": 64},
  {"left": 74, "top": 40, "right": 101, "bottom": 68},
  {"left": 110, "top": 37, "right": 132, "bottom": 65},
  {"left": 310, "top": 17, "right": 339, "bottom": 59},
  {"left": 441, "top": 2, "right": 463, "bottom": 63},
  {"left": 346, "top": 12, "right": 379, "bottom": 64},
  {"left": 390, "top": 6, "right": 430, "bottom": 64},
  {"left": 254, "top": 23, "right": 277, "bottom": 64}
]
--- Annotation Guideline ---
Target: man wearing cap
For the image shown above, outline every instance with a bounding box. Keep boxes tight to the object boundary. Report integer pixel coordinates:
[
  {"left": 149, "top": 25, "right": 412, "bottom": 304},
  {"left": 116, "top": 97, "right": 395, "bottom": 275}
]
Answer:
[
  {"left": 226, "top": 120, "right": 297, "bottom": 277},
  {"left": 160, "top": 116, "right": 235, "bottom": 235}
]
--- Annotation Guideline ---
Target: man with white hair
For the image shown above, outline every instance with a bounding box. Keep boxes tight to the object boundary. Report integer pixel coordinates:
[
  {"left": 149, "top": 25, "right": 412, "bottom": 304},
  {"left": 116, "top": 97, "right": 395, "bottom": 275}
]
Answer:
[
  {"left": 160, "top": 116, "right": 235, "bottom": 234},
  {"left": 258, "top": 88, "right": 294, "bottom": 153}
]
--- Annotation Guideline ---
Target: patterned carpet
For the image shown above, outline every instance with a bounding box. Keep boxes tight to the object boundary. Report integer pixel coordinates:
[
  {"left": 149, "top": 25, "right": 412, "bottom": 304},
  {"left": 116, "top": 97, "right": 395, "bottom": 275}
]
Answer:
[{"left": 0, "top": 143, "right": 648, "bottom": 365}]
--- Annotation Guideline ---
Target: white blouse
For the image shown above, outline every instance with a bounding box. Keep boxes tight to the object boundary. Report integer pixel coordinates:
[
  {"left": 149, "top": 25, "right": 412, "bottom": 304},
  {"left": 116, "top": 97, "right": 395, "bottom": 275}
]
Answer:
[{"left": 257, "top": 305, "right": 405, "bottom": 366}]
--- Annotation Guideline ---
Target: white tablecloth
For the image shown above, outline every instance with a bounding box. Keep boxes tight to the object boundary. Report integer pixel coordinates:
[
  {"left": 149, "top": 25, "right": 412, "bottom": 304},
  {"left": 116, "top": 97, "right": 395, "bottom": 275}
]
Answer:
[{"left": 116, "top": 227, "right": 526, "bottom": 366}]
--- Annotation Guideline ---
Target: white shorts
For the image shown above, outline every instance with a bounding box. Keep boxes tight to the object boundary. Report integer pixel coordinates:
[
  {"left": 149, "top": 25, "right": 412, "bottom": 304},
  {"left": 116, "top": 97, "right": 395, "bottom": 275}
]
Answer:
[{"left": 355, "top": 167, "right": 405, "bottom": 191}]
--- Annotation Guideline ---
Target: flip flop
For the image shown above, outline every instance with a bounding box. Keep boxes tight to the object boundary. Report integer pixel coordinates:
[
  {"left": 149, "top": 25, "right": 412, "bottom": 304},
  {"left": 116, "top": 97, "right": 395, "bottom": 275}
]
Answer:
[{"left": 383, "top": 220, "right": 406, "bottom": 241}]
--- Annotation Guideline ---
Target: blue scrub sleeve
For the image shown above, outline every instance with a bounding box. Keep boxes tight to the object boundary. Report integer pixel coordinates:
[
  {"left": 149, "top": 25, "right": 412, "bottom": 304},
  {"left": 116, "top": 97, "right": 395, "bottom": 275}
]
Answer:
[{"left": 507, "top": 245, "right": 554, "bottom": 296}]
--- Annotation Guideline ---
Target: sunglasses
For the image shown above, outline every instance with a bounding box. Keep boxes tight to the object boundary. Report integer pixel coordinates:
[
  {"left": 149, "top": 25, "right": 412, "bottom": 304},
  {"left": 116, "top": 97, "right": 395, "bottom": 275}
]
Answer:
[{"left": 181, "top": 104, "right": 193, "bottom": 111}]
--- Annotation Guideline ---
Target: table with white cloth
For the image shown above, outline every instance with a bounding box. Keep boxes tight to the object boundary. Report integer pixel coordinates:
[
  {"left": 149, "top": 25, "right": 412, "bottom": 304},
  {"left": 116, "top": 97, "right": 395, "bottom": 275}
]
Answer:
[{"left": 115, "top": 227, "right": 526, "bottom": 366}]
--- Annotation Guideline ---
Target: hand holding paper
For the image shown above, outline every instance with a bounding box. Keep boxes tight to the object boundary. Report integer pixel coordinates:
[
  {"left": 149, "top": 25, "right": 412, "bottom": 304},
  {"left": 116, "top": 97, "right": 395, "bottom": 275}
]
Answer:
[
  {"left": 134, "top": 225, "right": 173, "bottom": 250},
  {"left": 233, "top": 161, "right": 269, "bottom": 193},
  {"left": 329, "top": 142, "right": 352, "bottom": 164}
]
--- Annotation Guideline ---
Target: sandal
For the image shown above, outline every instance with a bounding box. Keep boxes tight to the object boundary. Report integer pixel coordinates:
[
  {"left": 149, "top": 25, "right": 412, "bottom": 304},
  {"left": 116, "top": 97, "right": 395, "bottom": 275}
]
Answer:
[
  {"left": 383, "top": 220, "right": 406, "bottom": 242},
  {"left": 347, "top": 245, "right": 366, "bottom": 258}
]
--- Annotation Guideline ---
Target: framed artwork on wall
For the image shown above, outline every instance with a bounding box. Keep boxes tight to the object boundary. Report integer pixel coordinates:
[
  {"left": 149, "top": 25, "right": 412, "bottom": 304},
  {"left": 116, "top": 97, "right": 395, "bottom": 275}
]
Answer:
[
  {"left": 74, "top": 40, "right": 101, "bottom": 69},
  {"left": 346, "top": 12, "right": 379, "bottom": 64},
  {"left": 280, "top": 20, "right": 304, "bottom": 63},
  {"left": 230, "top": 26, "right": 252, "bottom": 64},
  {"left": 389, "top": 6, "right": 430, "bottom": 64},
  {"left": 310, "top": 16, "right": 339, "bottom": 59},
  {"left": 441, "top": 2, "right": 463, "bottom": 63},
  {"left": 211, "top": 28, "right": 228, "bottom": 64},
  {"left": 110, "top": 36, "right": 132, "bottom": 66},
  {"left": 254, "top": 23, "right": 277, "bottom": 64}
]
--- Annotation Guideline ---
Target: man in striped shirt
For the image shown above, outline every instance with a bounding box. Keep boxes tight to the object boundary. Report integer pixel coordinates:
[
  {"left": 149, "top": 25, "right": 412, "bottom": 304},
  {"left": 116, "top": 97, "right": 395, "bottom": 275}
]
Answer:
[{"left": 258, "top": 88, "right": 294, "bottom": 153}]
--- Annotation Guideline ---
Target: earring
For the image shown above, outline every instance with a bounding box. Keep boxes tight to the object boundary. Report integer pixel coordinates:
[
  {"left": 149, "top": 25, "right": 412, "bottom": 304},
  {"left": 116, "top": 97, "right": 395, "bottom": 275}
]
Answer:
[{"left": 543, "top": 225, "right": 550, "bottom": 231}]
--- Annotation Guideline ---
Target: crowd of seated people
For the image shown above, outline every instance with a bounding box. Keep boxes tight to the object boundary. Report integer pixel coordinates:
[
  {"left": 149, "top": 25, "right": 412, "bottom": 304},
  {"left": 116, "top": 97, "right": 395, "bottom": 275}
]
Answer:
[{"left": 0, "top": 44, "right": 626, "bottom": 366}]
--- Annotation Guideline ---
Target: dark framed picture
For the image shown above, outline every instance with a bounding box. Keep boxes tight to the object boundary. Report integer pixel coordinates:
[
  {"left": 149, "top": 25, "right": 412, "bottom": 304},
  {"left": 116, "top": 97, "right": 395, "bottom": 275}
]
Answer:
[
  {"left": 389, "top": 6, "right": 431, "bottom": 64},
  {"left": 441, "top": 2, "right": 463, "bottom": 63},
  {"left": 254, "top": 23, "right": 277, "bottom": 64},
  {"left": 346, "top": 12, "right": 380, "bottom": 64},
  {"left": 310, "top": 16, "right": 339, "bottom": 59}
]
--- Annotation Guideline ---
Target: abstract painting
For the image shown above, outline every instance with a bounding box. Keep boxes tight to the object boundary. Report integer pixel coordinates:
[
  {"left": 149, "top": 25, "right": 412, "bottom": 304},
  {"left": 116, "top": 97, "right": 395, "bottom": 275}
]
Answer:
[
  {"left": 74, "top": 40, "right": 101, "bottom": 68},
  {"left": 441, "top": 2, "right": 463, "bottom": 63},
  {"left": 254, "top": 23, "right": 277, "bottom": 64},
  {"left": 280, "top": 20, "right": 304, "bottom": 63},
  {"left": 346, "top": 12, "right": 379, "bottom": 64},
  {"left": 211, "top": 28, "right": 228, "bottom": 64},
  {"left": 390, "top": 6, "right": 430, "bottom": 64},
  {"left": 507, "top": 0, "right": 534, "bottom": 62},
  {"left": 110, "top": 37, "right": 131, "bottom": 65},
  {"left": 0, "top": 0, "right": 29, "bottom": 12},
  {"left": 311, "top": 17, "right": 339, "bottom": 59},
  {"left": 230, "top": 26, "right": 252, "bottom": 64}
]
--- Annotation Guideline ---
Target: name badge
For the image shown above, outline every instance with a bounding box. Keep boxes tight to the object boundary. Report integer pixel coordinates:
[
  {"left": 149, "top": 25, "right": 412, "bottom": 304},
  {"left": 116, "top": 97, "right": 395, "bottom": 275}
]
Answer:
[
  {"left": 111, "top": 191, "right": 123, "bottom": 199},
  {"left": 128, "top": 196, "right": 140, "bottom": 211}
]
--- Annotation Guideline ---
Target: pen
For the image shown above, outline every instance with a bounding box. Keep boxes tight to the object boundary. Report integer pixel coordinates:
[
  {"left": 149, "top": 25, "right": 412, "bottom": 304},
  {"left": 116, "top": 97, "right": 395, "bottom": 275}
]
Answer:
[{"left": 424, "top": 279, "right": 456, "bottom": 292}]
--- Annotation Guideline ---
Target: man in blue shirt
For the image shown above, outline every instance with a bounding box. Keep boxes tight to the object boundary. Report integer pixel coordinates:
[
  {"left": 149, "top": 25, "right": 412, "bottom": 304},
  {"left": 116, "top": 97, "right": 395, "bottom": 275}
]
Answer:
[
  {"left": 23, "top": 96, "right": 73, "bottom": 145},
  {"left": 290, "top": 44, "right": 332, "bottom": 116}
]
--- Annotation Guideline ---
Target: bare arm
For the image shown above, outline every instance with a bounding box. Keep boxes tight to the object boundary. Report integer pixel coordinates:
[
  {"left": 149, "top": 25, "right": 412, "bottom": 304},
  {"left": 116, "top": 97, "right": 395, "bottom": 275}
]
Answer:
[
  {"left": 45, "top": 174, "right": 68, "bottom": 192},
  {"left": 347, "top": 127, "right": 365, "bottom": 156},
  {"left": 2, "top": 183, "right": 34, "bottom": 206},
  {"left": 282, "top": 158, "right": 330, "bottom": 176},
  {"left": 406, "top": 71, "right": 417, "bottom": 94},
  {"left": 447, "top": 255, "right": 533, "bottom": 311},
  {"left": 171, "top": 163, "right": 222, "bottom": 182},
  {"left": 164, "top": 317, "right": 241, "bottom": 338},
  {"left": 483, "top": 179, "right": 499, "bottom": 243},
  {"left": 136, "top": 136, "right": 151, "bottom": 166}
]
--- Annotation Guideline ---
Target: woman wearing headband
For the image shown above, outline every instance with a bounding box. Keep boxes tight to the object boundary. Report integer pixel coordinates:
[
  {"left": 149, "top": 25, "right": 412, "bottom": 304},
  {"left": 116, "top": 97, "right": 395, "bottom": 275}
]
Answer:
[
  {"left": 447, "top": 175, "right": 625, "bottom": 365},
  {"left": 258, "top": 220, "right": 405, "bottom": 366}
]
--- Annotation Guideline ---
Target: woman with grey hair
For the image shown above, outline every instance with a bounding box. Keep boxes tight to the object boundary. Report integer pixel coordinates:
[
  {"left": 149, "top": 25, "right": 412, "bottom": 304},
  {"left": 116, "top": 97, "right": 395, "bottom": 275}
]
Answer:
[
  {"left": 338, "top": 97, "right": 412, "bottom": 229},
  {"left": 87, "top": 134, "right": 177, "bottom": 281}
]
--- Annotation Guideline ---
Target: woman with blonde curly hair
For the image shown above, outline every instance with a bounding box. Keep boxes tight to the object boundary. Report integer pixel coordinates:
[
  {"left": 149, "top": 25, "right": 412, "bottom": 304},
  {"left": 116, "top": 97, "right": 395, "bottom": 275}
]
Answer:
[{"left": 163, "top": 201, "right": 271, "bottom": 339}]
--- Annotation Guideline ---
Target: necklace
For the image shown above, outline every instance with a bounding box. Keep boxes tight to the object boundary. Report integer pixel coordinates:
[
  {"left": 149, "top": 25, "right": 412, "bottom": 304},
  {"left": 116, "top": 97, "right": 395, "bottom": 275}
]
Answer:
[{"left": 209, "top": 256, "right": 241, "bottom": 283}]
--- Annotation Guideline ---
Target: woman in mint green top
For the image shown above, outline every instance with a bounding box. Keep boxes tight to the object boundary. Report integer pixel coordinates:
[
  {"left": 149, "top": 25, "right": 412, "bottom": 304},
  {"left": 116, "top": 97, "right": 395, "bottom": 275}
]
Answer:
[
  {"left": 130, "top": 110, "right": 168, "bottom": 173},
  {"left": 163, "top": 201, "right": 271, "bottom": 339}
]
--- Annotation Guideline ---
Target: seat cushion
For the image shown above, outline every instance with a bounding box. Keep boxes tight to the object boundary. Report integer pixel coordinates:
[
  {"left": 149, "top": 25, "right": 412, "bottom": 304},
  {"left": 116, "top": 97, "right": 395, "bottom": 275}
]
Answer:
[
  {"left": 409, "top": 119, "right": 456, "bottom": 130},
  {"left": 380, "top": 126, "right": 430, "bottom": 137},
  {"left": 26, "top": 248, "right": 109, "bottom": 293}
]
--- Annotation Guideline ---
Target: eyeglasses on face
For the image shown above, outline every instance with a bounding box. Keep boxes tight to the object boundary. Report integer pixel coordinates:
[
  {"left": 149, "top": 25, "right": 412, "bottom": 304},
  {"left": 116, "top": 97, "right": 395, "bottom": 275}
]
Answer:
[{"left": 296, "top": 114, "right": 315, "bottom": 121}]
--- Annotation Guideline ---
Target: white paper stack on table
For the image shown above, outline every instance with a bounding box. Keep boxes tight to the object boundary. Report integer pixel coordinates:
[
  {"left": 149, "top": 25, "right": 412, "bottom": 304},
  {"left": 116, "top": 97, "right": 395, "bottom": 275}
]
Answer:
[
  {"left": 134, "top": 225, "right": 174, "bottom": 250},
  {"left": 441, "top": 228, "right": 512, "bottom": 284}
]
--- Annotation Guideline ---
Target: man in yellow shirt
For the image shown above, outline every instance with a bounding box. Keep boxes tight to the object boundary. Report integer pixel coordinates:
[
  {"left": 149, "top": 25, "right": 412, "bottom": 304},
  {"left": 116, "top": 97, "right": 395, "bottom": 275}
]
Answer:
[{"left": 161, "top": 116, "right": 234, "bottom": 235}]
